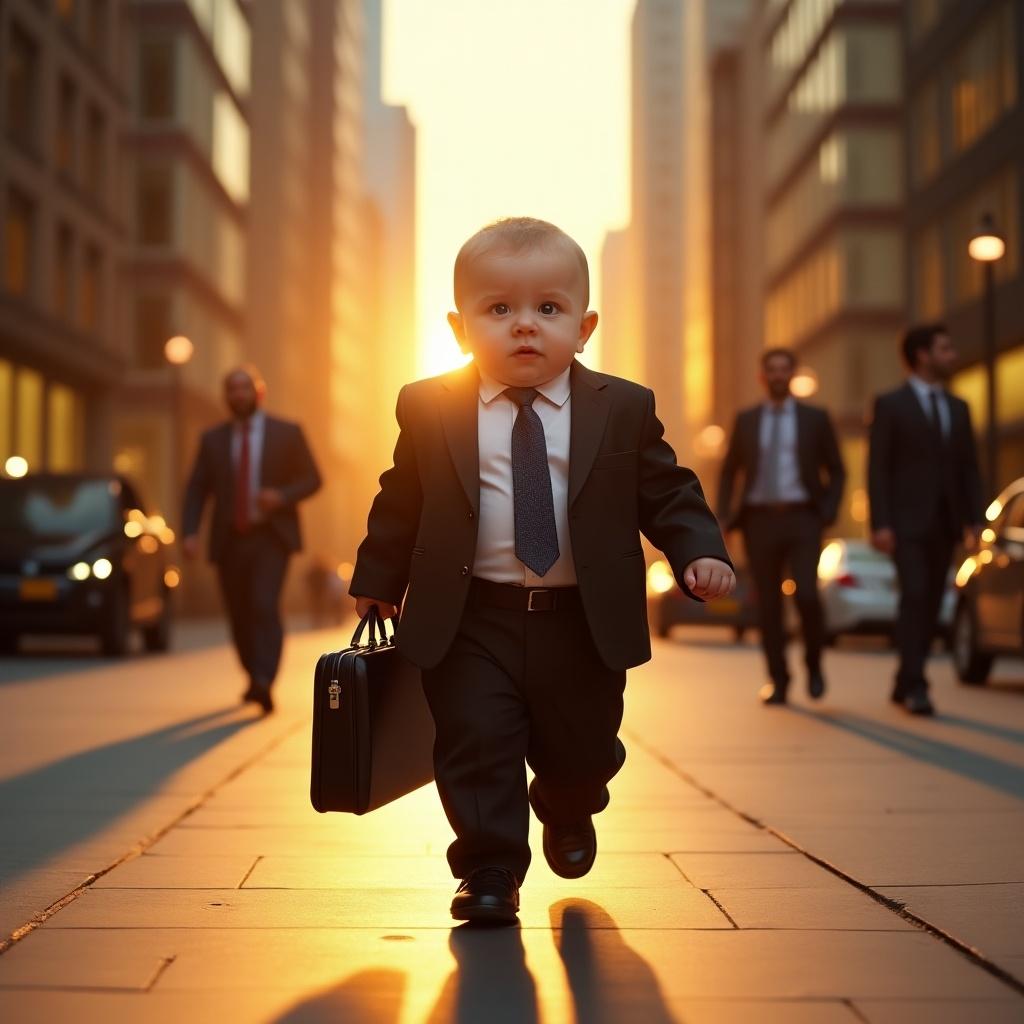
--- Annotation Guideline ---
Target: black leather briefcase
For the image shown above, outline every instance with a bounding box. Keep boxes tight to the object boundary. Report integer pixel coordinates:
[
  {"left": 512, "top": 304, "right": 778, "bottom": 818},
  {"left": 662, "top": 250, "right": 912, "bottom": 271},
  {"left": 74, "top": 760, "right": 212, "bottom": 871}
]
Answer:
[{"left": 310, "top": 609, "right": 435, "bottom": 814}]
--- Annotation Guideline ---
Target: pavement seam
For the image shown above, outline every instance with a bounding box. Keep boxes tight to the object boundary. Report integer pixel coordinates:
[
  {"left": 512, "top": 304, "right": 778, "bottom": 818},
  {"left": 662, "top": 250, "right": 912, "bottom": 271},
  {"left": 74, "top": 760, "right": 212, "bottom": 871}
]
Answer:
[
  {"left": 0, "top": 717, "right": 306, "bottom": 959},
  {"left": 622, "top": 725, "right": 1024, "bottom": 999},
  {"left": 144, "top": 955, "right": 177, "bottom": 992},
  {"left": 237, "top": 855, "right": 263, "bottom": 889}
]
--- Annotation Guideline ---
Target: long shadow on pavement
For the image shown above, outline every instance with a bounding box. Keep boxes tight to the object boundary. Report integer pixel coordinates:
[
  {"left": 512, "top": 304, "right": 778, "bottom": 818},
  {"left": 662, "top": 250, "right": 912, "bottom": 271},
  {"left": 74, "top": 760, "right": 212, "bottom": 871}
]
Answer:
[
  {"left": 793, "top": 707, "right": 1024, "bottom": 801},
  {"left": 0, "top": 707, "right": 257, "bottom": 881}
]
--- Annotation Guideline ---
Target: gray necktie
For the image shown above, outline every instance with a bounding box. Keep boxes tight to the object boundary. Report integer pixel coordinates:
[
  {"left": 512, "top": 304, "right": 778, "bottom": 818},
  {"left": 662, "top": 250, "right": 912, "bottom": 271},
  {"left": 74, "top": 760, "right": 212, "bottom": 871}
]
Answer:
[
  {"left": 928, "top": 390, "right": 946, "bottom": 444},
  {"left": 506, "top": 387, "right": 559, "bottom": 577},
  {"left": 762, "top": 406, "right": 784, "bottom": 502}
]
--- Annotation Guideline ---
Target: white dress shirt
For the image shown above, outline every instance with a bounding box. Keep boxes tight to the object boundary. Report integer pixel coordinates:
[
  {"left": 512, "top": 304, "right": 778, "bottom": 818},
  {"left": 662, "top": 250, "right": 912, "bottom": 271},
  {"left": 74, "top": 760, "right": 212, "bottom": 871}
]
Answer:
[
  {"left": 908, "top": 375, "right": 951, "bottom": 438},
  {"left": 747, "top": 397, "right": 810, "bottom": 505},
  {"left": 473, "top": 366, "right": 577, "bottom": 586},
  {"left": 230, "top": 410, "right": 265, "bottom": 523}
]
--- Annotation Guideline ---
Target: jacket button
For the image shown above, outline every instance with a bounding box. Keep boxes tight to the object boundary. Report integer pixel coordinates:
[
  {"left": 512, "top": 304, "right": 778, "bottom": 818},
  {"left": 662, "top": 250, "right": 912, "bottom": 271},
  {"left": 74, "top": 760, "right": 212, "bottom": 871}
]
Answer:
[{"left": 460, "top": 565, "right": 470, "bottom": 575}]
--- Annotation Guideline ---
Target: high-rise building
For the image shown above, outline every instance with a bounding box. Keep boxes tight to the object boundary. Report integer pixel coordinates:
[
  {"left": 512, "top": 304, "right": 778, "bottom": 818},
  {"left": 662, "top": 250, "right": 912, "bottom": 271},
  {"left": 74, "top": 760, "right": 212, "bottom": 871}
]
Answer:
[
  {"left": 904, "top": 0, "right": 1024, "bottom": 490},
  {"left": 1, "top": 0, "right": 126, "bottom": 476},
  {"left": 598, "top": 228, "right": 638, "bottom": 382}
]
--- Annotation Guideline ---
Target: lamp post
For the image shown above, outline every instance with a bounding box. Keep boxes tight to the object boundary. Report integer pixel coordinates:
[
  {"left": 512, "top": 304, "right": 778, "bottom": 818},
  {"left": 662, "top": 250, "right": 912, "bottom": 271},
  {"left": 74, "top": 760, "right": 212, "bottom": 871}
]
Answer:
[{"left": 967, "top": 213, "right": 1005, "bottom": 497}]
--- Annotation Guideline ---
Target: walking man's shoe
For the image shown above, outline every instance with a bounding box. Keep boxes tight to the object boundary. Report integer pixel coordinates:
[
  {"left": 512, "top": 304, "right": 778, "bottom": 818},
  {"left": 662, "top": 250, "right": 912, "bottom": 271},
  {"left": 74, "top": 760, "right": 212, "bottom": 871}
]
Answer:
[
  {"left": 241, "top": 681, "right": 260, "bottom": 704},
  {"left": 903, "top": 689, "right": 935, "bottom": 716},
  {"left": 251, "top": 682, "right": 274, "bottom": 714},
  {"left": 529, "top": 780, "right": 597, "bottom": 879},
  {"left": 807, "top": 671, "right": 826, "bottom": 700},
  {"left": 760, "top": 682, "right": 788, "bottom": 705},
  {"left": 450, "top": 867, "right": 519, "bottom": 925}
]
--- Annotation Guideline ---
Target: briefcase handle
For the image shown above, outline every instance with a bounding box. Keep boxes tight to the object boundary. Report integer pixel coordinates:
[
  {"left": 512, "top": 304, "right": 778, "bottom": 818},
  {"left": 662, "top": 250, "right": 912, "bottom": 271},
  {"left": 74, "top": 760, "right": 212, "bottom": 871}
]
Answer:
[{"left": 349, "top": 607, "right": 398, "bottom": 649}]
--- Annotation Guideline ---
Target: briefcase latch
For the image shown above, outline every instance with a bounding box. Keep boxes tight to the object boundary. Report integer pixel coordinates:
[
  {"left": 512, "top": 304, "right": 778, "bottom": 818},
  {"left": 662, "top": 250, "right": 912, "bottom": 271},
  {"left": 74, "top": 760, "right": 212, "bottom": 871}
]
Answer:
[{"left": 328, "top": 681, "right": 341, "bottom": 710}]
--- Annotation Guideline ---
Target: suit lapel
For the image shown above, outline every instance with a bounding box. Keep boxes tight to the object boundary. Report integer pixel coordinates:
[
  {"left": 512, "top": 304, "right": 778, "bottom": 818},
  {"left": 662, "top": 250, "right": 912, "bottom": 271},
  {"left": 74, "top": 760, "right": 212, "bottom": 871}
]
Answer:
[
  {"left": 440, "top": 364, "right": 481, "bottom": 511},
  {"left": 902, "top": 382, "right": 936, "bottom": 440},
  {"left": 568, "top": 360, "right": 610, "bottom": 507},
  {"left": 747, "top": 407, "right": 763, "bottom": 481}
]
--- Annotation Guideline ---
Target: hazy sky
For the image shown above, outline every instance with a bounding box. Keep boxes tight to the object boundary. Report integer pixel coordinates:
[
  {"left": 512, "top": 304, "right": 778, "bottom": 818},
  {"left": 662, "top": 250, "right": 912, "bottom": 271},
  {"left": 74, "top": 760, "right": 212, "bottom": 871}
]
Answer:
[{"left": 383, "top": 0, "right": 636, "bottom": 377}]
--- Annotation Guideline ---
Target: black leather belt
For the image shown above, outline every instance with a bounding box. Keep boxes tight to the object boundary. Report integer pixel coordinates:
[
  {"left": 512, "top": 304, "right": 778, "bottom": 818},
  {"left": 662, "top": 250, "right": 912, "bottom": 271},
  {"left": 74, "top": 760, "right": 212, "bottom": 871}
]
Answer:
[{"left": 469, "top": 577, "right": 582, "bottom": 612}]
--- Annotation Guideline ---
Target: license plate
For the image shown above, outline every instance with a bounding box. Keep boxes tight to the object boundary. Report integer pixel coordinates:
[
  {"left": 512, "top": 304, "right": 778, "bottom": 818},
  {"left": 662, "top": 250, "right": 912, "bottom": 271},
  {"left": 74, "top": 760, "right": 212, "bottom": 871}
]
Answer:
[
  {"left": 712, "top": 597, "right": 740, "bottom": 615},
  {"left": 20, "top": 578, "right": 58, "bottom": 601}
]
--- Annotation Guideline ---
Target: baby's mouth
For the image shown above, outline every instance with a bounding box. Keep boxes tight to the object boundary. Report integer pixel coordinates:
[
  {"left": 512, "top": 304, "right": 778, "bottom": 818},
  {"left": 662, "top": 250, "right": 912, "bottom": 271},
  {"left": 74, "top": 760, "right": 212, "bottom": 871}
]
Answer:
[{"left": 512, "top": 346, "right": 541, "bottom": 357}]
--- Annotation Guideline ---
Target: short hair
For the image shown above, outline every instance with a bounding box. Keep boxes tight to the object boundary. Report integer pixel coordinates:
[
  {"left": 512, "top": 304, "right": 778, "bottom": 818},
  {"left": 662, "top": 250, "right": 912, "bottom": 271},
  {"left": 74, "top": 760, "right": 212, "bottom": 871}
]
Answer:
[
  {"left": 223, "top": 363, "right": 266, "bottom": 394},
  {"left": 453, "top": 217, "right": 590, "bottom": 309},
  {"left": 761, "top": 347, "right": 797, "bottom": 370},
  {"left": 901, "top": 323, "right": 948, "bottom": 369}
]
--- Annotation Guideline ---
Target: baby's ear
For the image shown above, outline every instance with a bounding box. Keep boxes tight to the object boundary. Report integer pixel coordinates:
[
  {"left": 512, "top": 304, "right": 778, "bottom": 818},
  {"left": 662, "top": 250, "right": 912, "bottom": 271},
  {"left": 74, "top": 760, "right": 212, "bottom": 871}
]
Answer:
[
  {"left": 577, "top": 310, "right": 599, "bottom": 352},
  {"left": 447, "top": 311, "right": 469, "bottom": 353}
]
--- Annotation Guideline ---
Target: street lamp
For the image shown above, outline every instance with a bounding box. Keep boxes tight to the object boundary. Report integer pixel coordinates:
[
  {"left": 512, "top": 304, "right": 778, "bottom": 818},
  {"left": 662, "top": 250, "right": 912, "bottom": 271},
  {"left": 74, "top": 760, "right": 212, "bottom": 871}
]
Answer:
[{"left": 968, "top": 213, "right": 1005, "bottom": 497}]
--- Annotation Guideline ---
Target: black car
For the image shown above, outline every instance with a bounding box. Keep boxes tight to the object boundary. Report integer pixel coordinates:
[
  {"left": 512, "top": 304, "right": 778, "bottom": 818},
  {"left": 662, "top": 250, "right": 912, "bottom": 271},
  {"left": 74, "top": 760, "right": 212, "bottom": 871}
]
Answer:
[
  {"left": 952, "top": 477, "right": 1024, "bottom": 685},
  {"left": 0, "top": 473, "right": 177, "bottom": 655}
]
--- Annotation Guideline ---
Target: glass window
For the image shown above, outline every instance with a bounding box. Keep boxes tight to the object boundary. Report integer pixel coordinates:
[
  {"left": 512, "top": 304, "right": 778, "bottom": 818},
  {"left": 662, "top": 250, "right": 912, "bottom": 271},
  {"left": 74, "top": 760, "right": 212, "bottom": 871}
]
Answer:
[
  {"left": 47, "top": 383, "right": 82, "bottom": 471},
  {"left": 7, "top": 22, "right": 39, "bottom": 154},
  {"left": 137, "top": 165, "right": 173, "bottom": 245},
  {"left": 83, "top": 105, "right": 105, "bottom": 198},
  {"left": 80, "top": 245, "right": 102, "bottom": 332},
  {"left": 56, "top": 75, "right": 77, "bottom": 177},
  {"left": 0, "top": 360, "right": 11, "bottom": 461},
  {"left": 139, "top": 38, "right": 175, "bottom": 119},
  {"left": 55, "top": 224, "right": 74, "bottom": 320},
  {"left": 0, "top": 478, "right": 119, "bottom": 540},
  {"left": 910, "top": 79, "right": 941, "bottom": 186},
  {"left": 5, "top": 189, "right": 35, "bottom": 298},
  {"left": 912, "top": 225, "right": 944, "bottom": 320},
  {"left": 212, "top": 92, "right": 250, "bottom": 203},
  {"left": 134, "top": 294, "right": 172, "bottom": 368},
  {"left": 15, "top": 367, "right": 43, "bottom": 470}
]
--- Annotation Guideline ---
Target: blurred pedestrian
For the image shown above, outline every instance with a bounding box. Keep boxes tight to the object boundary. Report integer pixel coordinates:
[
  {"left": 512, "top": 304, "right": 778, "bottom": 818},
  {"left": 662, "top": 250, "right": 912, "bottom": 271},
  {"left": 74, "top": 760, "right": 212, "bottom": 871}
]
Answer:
[
  {"left": 868, "top": 324, "right": 984, "bottom": 716},
  {"left": 718, "top": 348, "right": 846, "bottom": 705},
  {"left": 181, "top": 365, "right": 321, "bottom": 713}
]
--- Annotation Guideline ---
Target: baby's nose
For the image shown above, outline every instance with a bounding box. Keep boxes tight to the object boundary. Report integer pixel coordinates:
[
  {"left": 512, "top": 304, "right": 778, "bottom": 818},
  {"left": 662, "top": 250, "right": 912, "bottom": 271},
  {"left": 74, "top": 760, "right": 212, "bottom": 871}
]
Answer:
[{"left": 512, "top": 312, "right": 538, "bottom": 333}]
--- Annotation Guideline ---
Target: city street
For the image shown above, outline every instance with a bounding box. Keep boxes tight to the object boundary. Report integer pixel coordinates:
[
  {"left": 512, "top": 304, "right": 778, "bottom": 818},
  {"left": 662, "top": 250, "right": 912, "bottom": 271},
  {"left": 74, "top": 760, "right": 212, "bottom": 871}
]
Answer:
[{"left": 0, "top": 623, "right": 1022, "bottom": 1023}]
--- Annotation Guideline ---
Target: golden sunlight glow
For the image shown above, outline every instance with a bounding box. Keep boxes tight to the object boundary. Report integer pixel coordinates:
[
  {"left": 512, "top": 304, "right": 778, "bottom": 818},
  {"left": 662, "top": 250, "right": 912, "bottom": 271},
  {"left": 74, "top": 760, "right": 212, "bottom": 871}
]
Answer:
[
  {"left": 694, "top": 424, "right": 726, "bottom": 458},
  {"left": 139, "top": 535, "right": 160, "bottom": 555},
  {"left": 91, "top": 558, "right": 113, "bottom": 580},
  {"left": 985, "top": 499, "right": 1003, "bottom": 521},
  {"left": 955, "top": 557, "right": 977, "bottom": 588},
  {"left": 124, "top": 521, "right": 143, "bottom": 539},
  {"left": 646, "top": 560, "right": 675, "bottom": 596},
  {"left": 384, "top": 0, "right": 635, "bottom": 377},
  {"left": 791, "top": 368, "right": 819, "bottom": 398},
  {"left": 978, "top": 549, "right": 993, "bottom": 565},
  {"left": 781, "top": 578, "right": 797, "bottom": 596},
  {"left": 5, "top": 455, "right": 28, "bottom": 478},
  {"left": 164, "top": 335, "right": 194, "bottom": 366},
  {"left": 967, "top": 233, "right": 1006, "bottom": 263},
  {"left": 337, "top": 561, "right": 355, "bottom": 581},
  {"left": 981, "top": 528, "right": 995, "bottom": 543},
  {"left": 68, "top": 561, "right": 91, "bottom": 581},
  {"left": 818, "top": 541, "right": 845, "bottom": 581},
  {"left": 164, "top": 567, "right": 181, "bottom": 589}
]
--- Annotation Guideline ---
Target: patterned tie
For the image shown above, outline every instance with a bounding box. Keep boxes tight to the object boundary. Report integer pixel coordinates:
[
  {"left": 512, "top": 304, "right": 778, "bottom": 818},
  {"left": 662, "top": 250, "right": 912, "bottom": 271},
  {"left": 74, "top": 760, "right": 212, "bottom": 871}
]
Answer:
[
  {"left": 234, "top": 422, "right": 251, "bottom": 532},
  {"left": 506, "top": 387, "right": 560, "bottom": 577}
]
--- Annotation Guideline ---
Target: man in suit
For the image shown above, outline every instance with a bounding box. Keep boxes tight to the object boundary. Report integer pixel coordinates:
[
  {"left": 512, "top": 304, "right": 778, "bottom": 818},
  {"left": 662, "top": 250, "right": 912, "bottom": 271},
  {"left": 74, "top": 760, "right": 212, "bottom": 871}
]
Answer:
[
  {"left": 868, "top": 324, "right": 984, "bottom": 715},
  {"left": 718, "top": 348, "right": 846, "bottom": 705},
  {"left": 352, "top": 217, "right": 734, "bottom": 924},
  {"left": 182, "top": 365, "right": 321, "bottom": 713}
]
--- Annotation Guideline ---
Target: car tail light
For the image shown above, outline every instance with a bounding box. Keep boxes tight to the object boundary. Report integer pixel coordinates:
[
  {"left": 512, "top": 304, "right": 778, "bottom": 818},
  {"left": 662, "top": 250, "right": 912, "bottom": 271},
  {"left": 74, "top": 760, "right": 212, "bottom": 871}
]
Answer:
[{"left": 835, "top": 573, "right": 859, "bottom": 588}]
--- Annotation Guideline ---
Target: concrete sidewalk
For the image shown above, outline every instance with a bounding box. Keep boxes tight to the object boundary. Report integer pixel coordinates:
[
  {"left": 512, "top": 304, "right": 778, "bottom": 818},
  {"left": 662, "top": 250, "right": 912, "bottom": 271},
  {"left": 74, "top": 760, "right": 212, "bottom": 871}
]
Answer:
[{"left": 0, "top": 625, "right": 1022, "bottom": 1022}]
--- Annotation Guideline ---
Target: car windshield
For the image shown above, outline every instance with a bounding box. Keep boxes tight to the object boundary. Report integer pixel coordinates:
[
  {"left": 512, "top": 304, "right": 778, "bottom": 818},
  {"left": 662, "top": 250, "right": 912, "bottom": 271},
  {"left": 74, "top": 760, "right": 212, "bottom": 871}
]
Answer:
[{"left": 0, "top": 478, "right": 120, "bottom": 542}]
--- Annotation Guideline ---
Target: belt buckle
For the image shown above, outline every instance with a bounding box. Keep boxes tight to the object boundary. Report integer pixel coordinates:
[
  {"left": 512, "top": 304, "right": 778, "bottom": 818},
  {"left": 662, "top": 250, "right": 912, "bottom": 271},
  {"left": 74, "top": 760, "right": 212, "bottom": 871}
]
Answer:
[{"left": 527, "top": 589, "right": 550, "bottom": 612}]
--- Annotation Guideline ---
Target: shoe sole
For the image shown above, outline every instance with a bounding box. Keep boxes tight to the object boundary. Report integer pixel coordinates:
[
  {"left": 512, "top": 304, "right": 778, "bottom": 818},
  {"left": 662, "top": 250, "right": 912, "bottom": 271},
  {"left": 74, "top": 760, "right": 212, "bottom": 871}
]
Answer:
[{"left": 450, "top": 903, "right": 519, "bottom": 925}]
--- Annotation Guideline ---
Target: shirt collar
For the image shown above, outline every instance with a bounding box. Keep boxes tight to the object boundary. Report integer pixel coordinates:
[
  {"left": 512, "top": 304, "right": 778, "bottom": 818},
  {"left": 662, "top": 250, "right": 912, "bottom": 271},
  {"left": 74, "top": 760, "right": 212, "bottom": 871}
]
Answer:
[
  {"left": 235, "top": 410, "right": 264, "bottom": 432},
  {"left": 478, "top": 365, "right": 573, "bottom": 408},
  {"left": 763, "top": 396, "right": 795, "bottom": 414},
  {"left": 909, "top": 374, "right": 942, "bottom": 398}
]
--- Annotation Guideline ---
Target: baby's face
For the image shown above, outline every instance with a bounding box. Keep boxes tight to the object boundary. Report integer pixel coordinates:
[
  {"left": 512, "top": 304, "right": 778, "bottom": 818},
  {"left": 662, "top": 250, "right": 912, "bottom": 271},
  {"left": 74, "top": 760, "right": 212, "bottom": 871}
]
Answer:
[{"left": 448, "top": 246, "right": 598, "bottom": 388}]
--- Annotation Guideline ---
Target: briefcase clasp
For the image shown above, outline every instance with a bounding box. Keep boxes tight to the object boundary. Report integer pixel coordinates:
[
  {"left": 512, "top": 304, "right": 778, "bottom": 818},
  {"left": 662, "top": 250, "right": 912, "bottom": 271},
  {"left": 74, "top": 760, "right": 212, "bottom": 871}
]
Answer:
[{"left": 328, "top": 681, "right": 341, "bottom": 710}]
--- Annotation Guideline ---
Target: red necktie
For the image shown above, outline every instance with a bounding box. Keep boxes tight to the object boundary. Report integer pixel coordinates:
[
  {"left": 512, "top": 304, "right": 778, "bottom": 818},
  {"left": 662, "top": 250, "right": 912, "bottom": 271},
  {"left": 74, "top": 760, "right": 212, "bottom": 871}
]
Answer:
[{"left": 234, "top": 423, "right": 250, "bottom": 532}]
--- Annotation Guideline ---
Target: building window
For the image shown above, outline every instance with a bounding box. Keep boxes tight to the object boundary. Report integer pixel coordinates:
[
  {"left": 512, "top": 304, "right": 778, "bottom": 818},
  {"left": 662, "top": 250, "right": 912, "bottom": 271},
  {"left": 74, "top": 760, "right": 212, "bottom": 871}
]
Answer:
[
  {"left": 137, "top": 165, "right": 173, "bottom": 245},
  {"left": 139, "top": 38, "right": 175, "bottom": 120},
  {"left": 7, "top": 23, "right": 40, "bottom": 154},
  {"left": 950, "top": 2, "right": 1017, "bottom": 156},
  {"left": 15, "top": 367, "right": 44, "bottom": 471},
  {"left": 5, "top": 189, "right": 35, "bottom": 298},
  {"left": 55, "top": 224, "right": 74, "bottom": 320},
  {"left": 84, "top": 105, "right": 105, "bottom": 199},
  {"left": 80, "top": 245, "right": 102, "bottom": 332},
  {"left": 47, "top": 383, "right": 83, "bottom": 471},
  {"left": 134, "top": 294, "right": 172, "bottom": 368},
  {"left": 56, "top": 75, "right": 77, "bottom": 178},
  {"left": 908, "top": 0, "right": 946, "bottom": 44},
  {"left": 912, "top": 226, "right": 944, "bottom": 320},
  {"left": 910, "top": 79, "right": 941, "bottom": 186},
  {"left": 0, "top": 360, "right": 12, "bottom": 461}
]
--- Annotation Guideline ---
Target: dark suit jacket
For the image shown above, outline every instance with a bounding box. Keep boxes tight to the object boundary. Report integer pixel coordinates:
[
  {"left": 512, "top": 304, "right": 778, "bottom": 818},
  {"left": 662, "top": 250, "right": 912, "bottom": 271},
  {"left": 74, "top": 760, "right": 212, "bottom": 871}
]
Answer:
[
  {"left": 717, "top": 402, "right": 846, "bottom": 531},
  {"left": 868, "top": 383, "right": 983, "bottom": 541},
  {"left": 182, "top": 414, "right": 321, "bottom": 563},
  {"left": 350, "top": 361, "right": 731, "bottom": 672}
]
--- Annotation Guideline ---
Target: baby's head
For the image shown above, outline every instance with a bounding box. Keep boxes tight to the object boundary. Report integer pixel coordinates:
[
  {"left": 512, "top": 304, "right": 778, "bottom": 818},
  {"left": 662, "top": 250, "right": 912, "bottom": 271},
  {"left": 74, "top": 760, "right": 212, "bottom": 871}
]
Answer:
[{"left": 447, "top": 217, "right": 598, "bottom": 388}]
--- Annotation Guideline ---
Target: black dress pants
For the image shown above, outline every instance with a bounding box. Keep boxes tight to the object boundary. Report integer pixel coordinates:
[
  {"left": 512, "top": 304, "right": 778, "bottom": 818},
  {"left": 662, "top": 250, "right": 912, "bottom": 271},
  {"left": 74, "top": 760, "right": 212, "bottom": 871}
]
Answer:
[
  {"left": 892, "top": 526, "right": 955, "bottom": 697},
  {"left": 421, "top": 587, "right": 627, "bottom": 883},
  {"left": 743, "top": 505, "right": 825, "bottom": 688},
  {"left": 216, "top": 525, "right": 290, "bottom": 687}
]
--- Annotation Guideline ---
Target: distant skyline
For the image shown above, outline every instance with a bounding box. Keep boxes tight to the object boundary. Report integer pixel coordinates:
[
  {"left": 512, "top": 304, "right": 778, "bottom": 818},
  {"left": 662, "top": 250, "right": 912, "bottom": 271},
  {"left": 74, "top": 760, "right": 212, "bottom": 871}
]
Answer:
[{"left": 383, "top": 0, "right": 636, "bottom": 377}]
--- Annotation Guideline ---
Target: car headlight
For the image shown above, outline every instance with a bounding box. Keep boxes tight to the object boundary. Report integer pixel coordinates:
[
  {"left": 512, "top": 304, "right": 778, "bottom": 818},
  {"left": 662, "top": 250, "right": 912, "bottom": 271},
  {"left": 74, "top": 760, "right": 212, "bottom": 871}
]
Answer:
[
  {"left": 91, "top": 558, "right": 113, "bottom": 580},
  {"left": 68, "top": 561, "right": 91, "bottom": 581}
]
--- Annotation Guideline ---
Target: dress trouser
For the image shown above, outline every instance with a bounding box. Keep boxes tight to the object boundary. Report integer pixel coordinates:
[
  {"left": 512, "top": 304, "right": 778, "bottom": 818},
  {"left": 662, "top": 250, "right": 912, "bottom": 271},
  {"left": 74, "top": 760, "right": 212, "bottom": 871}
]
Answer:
[
  {"left": 892, "top": 524, "right": 955, "bottom": 698},
  {"left": 742, "top": 505, "right": 825, "bottom": 688},
  {"left": 216, "top": 525, "right": 290, "bottom": 687},
  {"left": 421, "top": 588, "right": 627, "bottom": 883}
]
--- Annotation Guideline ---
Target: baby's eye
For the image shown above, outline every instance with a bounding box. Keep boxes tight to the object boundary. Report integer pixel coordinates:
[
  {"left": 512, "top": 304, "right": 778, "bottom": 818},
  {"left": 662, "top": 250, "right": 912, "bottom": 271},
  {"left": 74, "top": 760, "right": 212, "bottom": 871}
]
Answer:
[
  {"left": 538, "top": 302, "right": 560, "bottom": 315},
  {"left": 490, "top": 303, "right": 511, "bottom": 315}
]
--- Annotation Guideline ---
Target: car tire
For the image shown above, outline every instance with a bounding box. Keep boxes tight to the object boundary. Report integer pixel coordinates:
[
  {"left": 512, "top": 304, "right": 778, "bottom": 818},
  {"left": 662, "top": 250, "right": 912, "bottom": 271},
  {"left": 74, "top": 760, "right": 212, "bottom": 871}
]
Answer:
[
  {"left": 142, "top": 588, "right": 172, "bottom": 653},
  {"left": 952, "top": 600, "right": 993, "bottom": 686},
  {"left": 100, "top": 583, "right": 131, "bottom": 657}
]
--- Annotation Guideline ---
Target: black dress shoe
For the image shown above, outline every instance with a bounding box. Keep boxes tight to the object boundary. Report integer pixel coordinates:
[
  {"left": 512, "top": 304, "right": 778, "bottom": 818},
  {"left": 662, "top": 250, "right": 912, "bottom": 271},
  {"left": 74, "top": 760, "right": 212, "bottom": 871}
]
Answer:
[
  {"left": 252, "top": 684, "right": 274, "bottom": 714},
  {"left": 450, "top": 867, "right": 519, "bottom": 925},
  {"left": 760, "top": 683, "right": 788, "bottom": 705},
  {"left": 241, "top": 684, "right": 260, "bottom": 704},
  {"left": 807, "top": 671, "right": 826, "bottom": 700},
  {"left": 529, "top": 780, "right": 597, "bottom": 879},
  {"left": 903, "top": 690, "right": 935, "bottom": 716}
]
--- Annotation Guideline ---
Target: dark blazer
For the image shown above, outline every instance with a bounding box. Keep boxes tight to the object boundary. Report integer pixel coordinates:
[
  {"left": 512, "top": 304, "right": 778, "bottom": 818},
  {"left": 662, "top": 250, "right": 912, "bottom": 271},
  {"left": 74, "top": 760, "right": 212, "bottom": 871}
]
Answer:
[
  {"left": 350, "top": 360, "right": 731, "bottom": 672},
  {"left": 717, "top": 402, "right": 846, "bottom": 531},
  {"left": 868, "top": 383, "right": 983, "bottom": 540},
  {"left": 182, "top": 414, "right": 321, "bottom": 563}
]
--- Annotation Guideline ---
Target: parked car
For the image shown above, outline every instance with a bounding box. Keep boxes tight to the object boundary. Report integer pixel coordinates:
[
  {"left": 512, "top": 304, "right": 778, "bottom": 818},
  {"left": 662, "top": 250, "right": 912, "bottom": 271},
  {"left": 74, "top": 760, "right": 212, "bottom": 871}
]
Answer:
[
  {"left": 952, "top": 477, "right": 1024, "bottom": 685},
  {"left": 0, "top": 473, "right": 179, "bottom": 655},
  {"left": 647, "top": 559, "right": 758, "bottom": 642},
  {"left": 815, "top": 538, "right": 955, "bottom": 645}
]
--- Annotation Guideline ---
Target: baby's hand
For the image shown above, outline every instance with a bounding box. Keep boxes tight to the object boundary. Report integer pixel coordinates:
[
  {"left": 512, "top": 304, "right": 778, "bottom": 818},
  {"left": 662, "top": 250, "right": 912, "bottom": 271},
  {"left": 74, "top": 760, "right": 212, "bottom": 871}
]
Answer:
[{"left": 683, "top": 558, "right": 736, "bottom": 601}]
